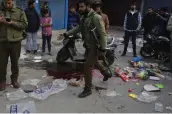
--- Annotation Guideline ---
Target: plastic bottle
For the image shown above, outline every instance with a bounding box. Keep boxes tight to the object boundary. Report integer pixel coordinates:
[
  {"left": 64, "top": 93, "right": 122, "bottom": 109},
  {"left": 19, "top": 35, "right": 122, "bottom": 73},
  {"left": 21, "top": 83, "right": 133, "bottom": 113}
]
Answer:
[
  {"left": 115, "top": 68, "right": 129, "bottom": 82},
  {"left": 155, "top": 102, "right": 164, "bottom": 112}
]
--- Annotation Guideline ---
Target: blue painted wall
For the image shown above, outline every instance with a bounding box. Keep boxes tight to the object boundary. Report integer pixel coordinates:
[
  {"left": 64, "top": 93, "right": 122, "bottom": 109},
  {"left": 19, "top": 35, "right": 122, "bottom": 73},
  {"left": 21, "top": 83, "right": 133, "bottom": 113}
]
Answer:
[
  {"left": 49, "top": 0, "right": 66, "bottom": 30},
  {"left": 15, "top": 0, "right": 68, "bottom": 30}
]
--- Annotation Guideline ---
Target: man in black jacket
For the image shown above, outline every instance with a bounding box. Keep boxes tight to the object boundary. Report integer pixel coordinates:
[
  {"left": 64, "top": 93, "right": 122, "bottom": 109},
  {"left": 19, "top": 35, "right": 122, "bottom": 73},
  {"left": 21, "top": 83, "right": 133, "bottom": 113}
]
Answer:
[
  {"left": 25, "top": 0, "right": 40, "bottom": 54},
  {"left": 143, "top": 7, "right": 156, "bottom": 40},
  {"left": 122, "top": 3, "right": 142, "bottom": 57}
]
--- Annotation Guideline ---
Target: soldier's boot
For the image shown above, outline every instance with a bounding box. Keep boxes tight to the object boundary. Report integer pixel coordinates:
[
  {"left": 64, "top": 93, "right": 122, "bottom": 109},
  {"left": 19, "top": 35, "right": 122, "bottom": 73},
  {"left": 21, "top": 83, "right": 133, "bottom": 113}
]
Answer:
[
  {"left": 78, "top": 87, "right": 92, "bottom": 98},
  {"left": 11, "top": 78, "right": 20, "bottom": 89},
  {"left": 0, "top": 82, "right": 6, "bottom": 91},
  {"left": 102, "top": 69, "right": 112, "bottom": 81}
]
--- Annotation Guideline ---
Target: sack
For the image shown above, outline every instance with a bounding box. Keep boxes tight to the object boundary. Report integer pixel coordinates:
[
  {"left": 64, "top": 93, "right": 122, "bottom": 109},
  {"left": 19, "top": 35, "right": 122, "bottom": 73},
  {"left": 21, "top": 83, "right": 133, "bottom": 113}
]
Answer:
[{"left": 6, "top": 101, "right": 36, "bottom": 114}]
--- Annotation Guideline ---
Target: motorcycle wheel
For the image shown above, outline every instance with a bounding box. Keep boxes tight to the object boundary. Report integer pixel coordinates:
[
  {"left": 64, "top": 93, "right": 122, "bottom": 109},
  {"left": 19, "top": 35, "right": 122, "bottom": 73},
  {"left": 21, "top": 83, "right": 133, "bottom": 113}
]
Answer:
[
  {"left": 140, "top": 44, "right": 155, "bottom": 58},
  {"left": 105, "top": 50, "right": 115, "bottom": 66},
  {"left": 56, "top": 48, "right": 70, "bottom": 63}
]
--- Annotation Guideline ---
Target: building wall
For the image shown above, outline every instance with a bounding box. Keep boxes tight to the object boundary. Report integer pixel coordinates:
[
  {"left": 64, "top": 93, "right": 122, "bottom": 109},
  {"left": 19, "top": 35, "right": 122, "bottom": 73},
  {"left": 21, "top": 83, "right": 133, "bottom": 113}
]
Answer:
[
  {"left": 15, "top": 0, "right": 67, "bottom": 30},
  {"left": 102, "top": 0, "right": 142, "bottom": 26}
]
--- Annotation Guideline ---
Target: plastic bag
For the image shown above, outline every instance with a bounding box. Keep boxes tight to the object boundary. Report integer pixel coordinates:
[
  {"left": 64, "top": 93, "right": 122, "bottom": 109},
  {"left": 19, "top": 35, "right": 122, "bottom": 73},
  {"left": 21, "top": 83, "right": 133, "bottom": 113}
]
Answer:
[
  {"left": 6, "top": 88, "right": 28, "bottom": 101},
  {"left": 6, "top": 101, "right": 36, "bottom": 114},
  {"left": 106, "top": 90, "right": 122, "bottom": 97},
  {"left": 136, "top": 91, "right": 158, "bottom": 103},
  {"left": 21, "top": 79, "right": 41, "bottom": 87},
  {"left": 155, "top": 102, "right": 164, "bottom": 112},
  {"left": 29, "top": 79, "right": 67, "bottom": 100}
]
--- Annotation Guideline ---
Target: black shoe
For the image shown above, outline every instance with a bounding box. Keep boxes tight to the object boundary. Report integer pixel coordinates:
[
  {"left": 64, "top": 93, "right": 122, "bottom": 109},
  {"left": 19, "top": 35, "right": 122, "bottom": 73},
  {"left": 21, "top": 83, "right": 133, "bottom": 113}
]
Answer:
[
  {"left": 33, "top": 50, "right": 37, "bottom": 54},
  {"left": 26, "top": 50, "right": 31, "bottom": 53},
  {"left": 102, "top": 69, "right": 112, "bottom": 81},
  {"left": 78, "top": 88, "right": 92, "bottom": 98},
  {"left": 121, "top": 53, "right": 126, "bottom": 56}
]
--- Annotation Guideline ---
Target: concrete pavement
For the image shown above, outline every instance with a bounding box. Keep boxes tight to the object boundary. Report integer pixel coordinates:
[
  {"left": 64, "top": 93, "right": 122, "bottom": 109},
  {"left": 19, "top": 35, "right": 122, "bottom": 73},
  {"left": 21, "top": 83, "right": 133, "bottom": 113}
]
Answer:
[{"left": 0, "top": 29, "right": 172, "bottom": 113}]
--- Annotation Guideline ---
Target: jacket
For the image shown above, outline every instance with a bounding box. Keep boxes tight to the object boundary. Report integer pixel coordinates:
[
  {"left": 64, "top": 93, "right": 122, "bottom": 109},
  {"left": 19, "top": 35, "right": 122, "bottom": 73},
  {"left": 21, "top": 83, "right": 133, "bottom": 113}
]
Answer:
[
  {"left": 68, "top": 12, "right": 80, "bottom": 30},
  {"left": 100, "top": 13, "right": 109, "bottom": 33},
  {"left": 124, "top": 10, "right": 142, "bottom": 32},
  {"left": 0, "top": 4, "right": 28, "bottom": 42},
  {"left": 143, "top": 12, "right": 156, "bottom": 31},
  {"left": 66, "top": 9, "right": 107, "bottom": 49},
  {"left": 25, "top": 8, "right": 40, "bottom": 33}
]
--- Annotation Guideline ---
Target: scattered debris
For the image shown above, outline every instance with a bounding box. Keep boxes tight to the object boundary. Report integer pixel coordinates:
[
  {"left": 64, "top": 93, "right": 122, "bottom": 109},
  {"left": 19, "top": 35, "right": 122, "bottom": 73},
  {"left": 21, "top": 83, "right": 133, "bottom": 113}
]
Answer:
[
  {"left": 29, "top": 79, "right": 67, "bottom": 100},
  {"left": 136, "top": 83, "right": 140, "bottom": 86},
  {"left": 42, "top": 75, "right": 47, "bottom": 78},
  {"left": 69, "top": 79, "right": 84, "bottom": 87},
  {"left": 136, "top": 91, "right": 158, "bottom": 103},
  {"left": 6, "top": 88, "right": 28, "bottom": 101},
  {"left": 34, "top": 56, "right": 42, "bottom": 60},
  {"left": 127, "top": 48, "right": 133, "bottom": 52},
  {"left": 144, "top": 84, "right": 160, "bottom": 92},
  {"left": 155, "top": 102, "right": 164, "bottom": 112},
  {"left": 149, "top": 76, "right": 160, "bottom": 81},
  {"left": 106, "top": 90, "right": 122, "bottom": 97},
  {"left": 128, "top": 88, "right": 133, "bottom": 93},
  {"left": 155, "top": 84, "right": 164, "bottom": 89},
  {"left": 168, "top": 93, "right": 172, "bottom": 95},
  {"left": 166, "top": 106, "right": 172, "bottom": 111},
  {"left": 48, "top": 59, "right": 53, "bottom": 63},
  {"left": 6, "top": 101, "right": 36, "bottom": 113},
  {"left": 129, "top": 93, "right": 136, "bottom": 99},
  {"left": 32, "top": 60, "right": 43, "bottom": 63},
  {"left": 115, "top": 67, "right": 129, "bottom": 82}
]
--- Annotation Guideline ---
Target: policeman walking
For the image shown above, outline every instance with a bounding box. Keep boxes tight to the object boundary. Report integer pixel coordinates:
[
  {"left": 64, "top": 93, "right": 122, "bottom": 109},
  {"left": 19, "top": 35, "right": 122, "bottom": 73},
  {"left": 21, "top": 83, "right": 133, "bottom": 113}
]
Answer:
[{"left": 64, "top": 0, "right": 112, "bottom": 98}]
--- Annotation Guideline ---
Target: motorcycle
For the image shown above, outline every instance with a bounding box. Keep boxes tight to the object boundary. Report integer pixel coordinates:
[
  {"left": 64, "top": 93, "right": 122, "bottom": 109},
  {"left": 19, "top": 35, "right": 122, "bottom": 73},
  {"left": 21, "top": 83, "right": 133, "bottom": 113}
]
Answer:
[
  {"left": 140, "top": 33, "right": 171, "bottom": 61},
  {"left": 56, "top": 27, "right": 116, "bottom": 66}
]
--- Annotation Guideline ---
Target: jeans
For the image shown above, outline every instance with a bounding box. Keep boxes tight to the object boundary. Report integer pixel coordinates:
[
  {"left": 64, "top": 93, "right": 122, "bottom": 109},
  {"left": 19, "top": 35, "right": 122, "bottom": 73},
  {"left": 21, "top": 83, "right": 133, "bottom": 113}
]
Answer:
[
  {"left": 42, "top": 34, "right": 52, "bottom": 52},
  {"left": 123, "top": 31, "right": 137, "bottom": 55},
  {"left": 26, "top": 32, "right": 38, "bottom": 51}
]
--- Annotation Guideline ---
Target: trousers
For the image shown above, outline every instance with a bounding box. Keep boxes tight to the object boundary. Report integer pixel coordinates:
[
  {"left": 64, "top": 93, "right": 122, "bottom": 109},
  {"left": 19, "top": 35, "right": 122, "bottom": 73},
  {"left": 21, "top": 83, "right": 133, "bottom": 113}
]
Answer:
[
  {"left": 123, "top": 31, "right": 137, "bottom": 55},
  {"left": 84, "top": 47, "right": 107, "bottom": 89},
  {"left": 26, "top": 32, "right": 37, "bottom": 51},
  {"left": 0, "top": 41, "right": 21, "bottom": 82},
  {"left": 42, "top": 34, "right": 52, "bottom": 52}
]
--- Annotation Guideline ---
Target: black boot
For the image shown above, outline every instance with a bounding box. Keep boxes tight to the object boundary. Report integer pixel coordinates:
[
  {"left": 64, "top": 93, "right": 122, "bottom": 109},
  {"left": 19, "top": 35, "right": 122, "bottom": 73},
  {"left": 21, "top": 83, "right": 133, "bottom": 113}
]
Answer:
[
  {"left": 102, "top": 69, "right": 112, "bottom": 81},
  {"left": 121, "top": 53, "right": 126, "bottom": 56},
  {"left": 78, "top": 87, "right": 92, "bottom": 98},
  {"left": 33, "top": 50, "right": 37, "bottom": 55}
]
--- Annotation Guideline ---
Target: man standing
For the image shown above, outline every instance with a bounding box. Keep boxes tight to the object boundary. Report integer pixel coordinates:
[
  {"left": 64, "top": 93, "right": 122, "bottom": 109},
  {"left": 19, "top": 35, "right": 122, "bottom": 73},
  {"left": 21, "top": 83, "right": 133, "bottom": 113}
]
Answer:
[
  {"left": 94, "top": 3, "right": 109, "bottom": 33},
  {"left": 40, "top": 1, "right": 51, "bottom": 17},
  {"left": 67, "top": 6, "right": 80, "bottom": 30},
  {"left": 25, "top": 0, "right": 40, "bottom": 54},
  {"left": 143, "top": 7, "right": 156, "bottom": 40},
  {"left": 64, "top": 0, "right": 112, "bottom": 98},
  {"left": 0, "top": 0, "right": 28, "bottom": 91},
  {"left": 122, "top": 3, "right": 142, "bottom": 57}
]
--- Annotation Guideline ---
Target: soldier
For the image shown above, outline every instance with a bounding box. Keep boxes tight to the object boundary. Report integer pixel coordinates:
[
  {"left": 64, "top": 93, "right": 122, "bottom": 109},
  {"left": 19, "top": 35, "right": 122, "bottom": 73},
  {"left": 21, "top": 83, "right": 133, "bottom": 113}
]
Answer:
[
  {"left": 0, "top": 0, "right": 28, "bottom": 91},
  {"left": 64, "top": 0, "right": 112, "bottom": 98}
]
